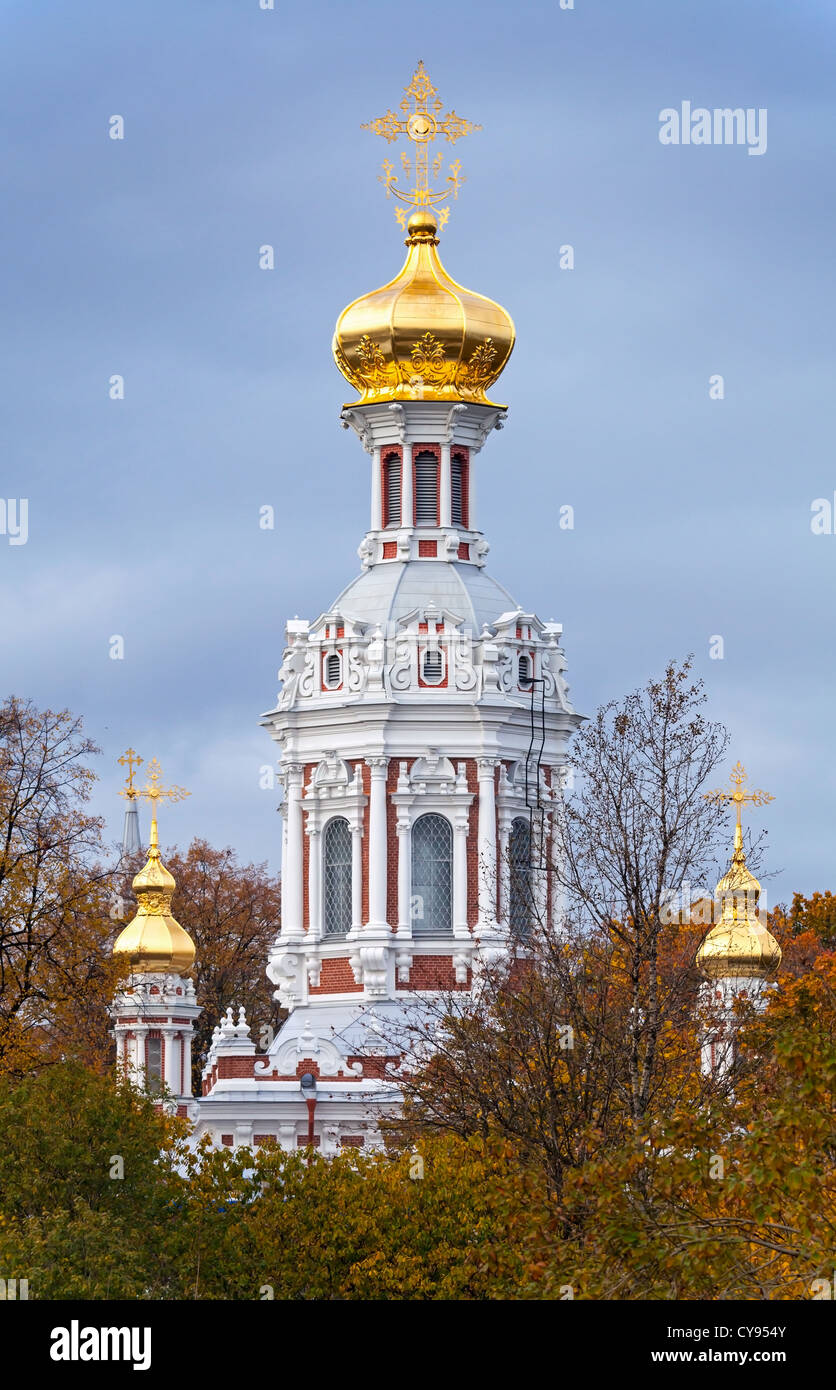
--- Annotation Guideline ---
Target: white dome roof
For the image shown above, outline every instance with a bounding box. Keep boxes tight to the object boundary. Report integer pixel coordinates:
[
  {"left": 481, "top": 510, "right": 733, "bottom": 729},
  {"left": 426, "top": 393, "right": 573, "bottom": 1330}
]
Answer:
[{"left": 331, "top": 560, "right": 518, "bottom": 632}]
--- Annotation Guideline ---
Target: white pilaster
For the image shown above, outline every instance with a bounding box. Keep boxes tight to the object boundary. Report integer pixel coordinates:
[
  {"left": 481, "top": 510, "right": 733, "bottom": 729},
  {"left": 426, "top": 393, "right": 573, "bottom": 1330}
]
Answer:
[
  {"left": 282, "top": 764, "right": 305, "bottom": 936},
  {"left": 306, "top": 818, "right": 322, "bottom": 941},
  {"left": 396, "top": 815, "right": 411, "bottom": 938},
  {"left": 366, "top": 757, "right": 389, "bottom": 929},
  {"left": 440, "top": 443, "right": 451, "bottom": 527},
  {"left": 370, "top": 446, "right": 382, "bottom": 531},
  {"left": 453, "top": 814, "right": 469, "bottom": 939},
  {"left": 477, "top": 758, "right": 499, "bottom": 929},
  {"left": 350, "top": 814, "right": 363, "bottom": 933},
  {"left": 401, "top": 448, "right": 413, "bottom": 528}
]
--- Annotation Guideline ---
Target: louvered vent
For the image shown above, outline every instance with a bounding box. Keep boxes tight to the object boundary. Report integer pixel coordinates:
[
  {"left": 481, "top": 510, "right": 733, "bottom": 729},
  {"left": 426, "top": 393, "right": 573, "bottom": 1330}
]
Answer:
[
  {"left": 518, "top": 654, "right": 533, "bottom": 689},
  {"left": 451, "top": 454, "right": 466, "bottom": 527},
  {"left": 422, "top": 648, "right": 444, "bottom": 684},
  {"left": 325, "top": 653, "right": 341, "bottom": 687},
  {"left": 383, "top": 454, "right": 401, "bottom": 528},
  {"left": 414, "top": 452, "right": 438, "bottom": 525}
]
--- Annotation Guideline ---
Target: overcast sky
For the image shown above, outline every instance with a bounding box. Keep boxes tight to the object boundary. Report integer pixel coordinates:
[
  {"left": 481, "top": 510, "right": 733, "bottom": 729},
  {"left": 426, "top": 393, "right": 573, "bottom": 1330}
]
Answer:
[{"left": 2, "top": 0, "right": 834, "bottom": 900}]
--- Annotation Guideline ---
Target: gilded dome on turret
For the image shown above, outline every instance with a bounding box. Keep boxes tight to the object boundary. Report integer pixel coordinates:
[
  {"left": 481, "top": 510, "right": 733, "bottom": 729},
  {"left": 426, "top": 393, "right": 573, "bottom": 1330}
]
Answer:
[
  {"left": 696, "top": 763, "right": 781, "bottom": 982},
  {"left": 333, "top": 207, "right": 515, "bottom": 407},
  {"left": 333, "top": 62, "right": 515, "bottom": 408},
  {"left": 112, "top": 756, "right": 194, "bottom": 975}
]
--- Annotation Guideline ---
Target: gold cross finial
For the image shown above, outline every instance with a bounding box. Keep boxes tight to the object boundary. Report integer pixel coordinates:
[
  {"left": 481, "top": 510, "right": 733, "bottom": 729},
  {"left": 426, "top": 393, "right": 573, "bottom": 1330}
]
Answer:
[
  {"left": 132, "top": 757, "right": 190, "bottom": 851},
  {"left": 117, "top": 748, "right": 143, "bottom": 800},
  {"left": 362, "top": 61, "right": 481, "bottom": 230},
  {"left": 704, "top": 761, "right": 774, "bottom": 830}
]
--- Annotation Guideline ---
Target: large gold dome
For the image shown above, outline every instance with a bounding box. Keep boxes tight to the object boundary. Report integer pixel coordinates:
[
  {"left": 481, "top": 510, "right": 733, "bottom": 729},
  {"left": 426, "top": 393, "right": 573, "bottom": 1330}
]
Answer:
[
  {"left": 333, "top": 207, "right": 515, "bottom": 407},
  {"left": 112, "top": 820, "right": 195, "bottom": 975}
]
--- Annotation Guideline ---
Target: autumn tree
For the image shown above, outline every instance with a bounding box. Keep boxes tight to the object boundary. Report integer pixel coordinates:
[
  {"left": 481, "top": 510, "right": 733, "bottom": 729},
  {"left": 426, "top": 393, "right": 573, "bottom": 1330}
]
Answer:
[
  {"left": 0, "top": 696, "right": 124, "bottom": 1075},
  {"left": 396, "top": 660, "right": 734, "bottom": 1195}
]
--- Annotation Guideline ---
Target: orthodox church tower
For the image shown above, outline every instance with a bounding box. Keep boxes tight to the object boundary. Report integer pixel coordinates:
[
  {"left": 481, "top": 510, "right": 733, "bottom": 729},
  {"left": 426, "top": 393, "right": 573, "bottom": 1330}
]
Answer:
[
  {"left": 110, "top": 764, "right": 201, "bottom": 1117},
  {"left": 194, "top": 65, "right": 580, "bottom": 1152},
  {"left": 696, "top": 764, "right": 782, "bottom": 1077}
]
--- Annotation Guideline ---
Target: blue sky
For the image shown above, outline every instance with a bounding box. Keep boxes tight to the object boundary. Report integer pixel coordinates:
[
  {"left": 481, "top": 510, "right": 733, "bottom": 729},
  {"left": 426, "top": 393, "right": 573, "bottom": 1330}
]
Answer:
[{"left": 2, "top": 0, "right": 834, "bottom": 899}]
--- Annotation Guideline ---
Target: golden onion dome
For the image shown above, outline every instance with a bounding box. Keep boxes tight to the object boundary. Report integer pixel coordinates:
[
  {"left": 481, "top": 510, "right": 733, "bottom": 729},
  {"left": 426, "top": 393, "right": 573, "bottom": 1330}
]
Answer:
[
  {"left": 112, "top": 817, "right": 195, "bottom": 974},
  {"left": 333, "top": 207, "right": 515, "bottom": 407},
  {"left": 696, "top": 825, "right": 782, "bottom": 981}
]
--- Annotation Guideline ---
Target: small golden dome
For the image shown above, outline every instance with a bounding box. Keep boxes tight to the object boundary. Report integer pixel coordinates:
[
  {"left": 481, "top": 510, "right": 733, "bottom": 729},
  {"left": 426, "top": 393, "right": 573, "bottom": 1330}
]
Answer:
[
  {"left": 333, "top": 210, "right": 515, "bottom": 407},
  {"left": 696, "top": 825, "right": 782, "bottom": 981},
  {"left": 113, "top": 817, "right": 195, "bottom": 975}
]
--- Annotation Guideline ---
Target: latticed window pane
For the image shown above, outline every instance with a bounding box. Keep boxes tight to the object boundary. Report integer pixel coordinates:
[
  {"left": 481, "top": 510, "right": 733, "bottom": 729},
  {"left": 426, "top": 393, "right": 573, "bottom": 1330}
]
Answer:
[
  {"left": 146, "top": 1036, "right": 163, "bottom": 1096},
  {"left": 414, "top": 452, "right": 438, "bottom": 525},
  {"left": 509, "top": 816, "right": 533, "bottom": 938},
  {"left": 383, "top": 453, "right": 401, "bottom": 528},
  {"left": 323, "top": 817, "right": 352, "bottom": 936},
  {"left": 411, "top": 813, "right": 453, "bottom": 935}
]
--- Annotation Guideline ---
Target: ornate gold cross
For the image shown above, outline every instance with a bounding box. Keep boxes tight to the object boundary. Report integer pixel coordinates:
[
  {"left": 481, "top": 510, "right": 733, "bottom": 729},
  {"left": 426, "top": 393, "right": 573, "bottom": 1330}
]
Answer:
[
  {"left": 117, "top": 747, "right": 143, "bottom": 800},
  {"left": 137, "top": 757, "right": 190, "bottom": 814},
  {"left": 362, "top": 60, "right": 481, "bottom": 229},
  {"left": 704, "top": 761, "right": 774, "bottom": 829}
]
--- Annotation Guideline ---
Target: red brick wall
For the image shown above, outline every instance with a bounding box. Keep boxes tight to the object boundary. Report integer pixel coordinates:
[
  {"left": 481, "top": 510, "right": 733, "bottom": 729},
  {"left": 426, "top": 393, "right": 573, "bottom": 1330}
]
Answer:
[
  {"left": 340, "top": 1135, "right": 365, "bottom": 1148},
  {"left": 396, "top": 955, "right": 471, "bottom": 991},
  {"left": 217, "top": 1056, "right": 256, "bottom": 1079},
  {"left": 309, "top": 956, "right": 362, "bottom": 995}
]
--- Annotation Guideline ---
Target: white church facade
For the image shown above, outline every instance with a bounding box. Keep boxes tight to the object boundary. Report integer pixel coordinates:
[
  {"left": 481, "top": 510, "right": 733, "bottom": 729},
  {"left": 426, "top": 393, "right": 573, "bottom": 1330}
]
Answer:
[{"left": 109, "top": 65, "right": 782, "bottom": 1149}]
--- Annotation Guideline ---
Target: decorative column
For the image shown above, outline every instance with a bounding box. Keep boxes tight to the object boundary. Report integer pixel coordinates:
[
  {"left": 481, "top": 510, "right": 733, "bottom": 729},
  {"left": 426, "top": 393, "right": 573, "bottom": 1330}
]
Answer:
[
  {"left": 440, "top": 443, "right": 452, "bottom": 527},
  {"left": 396, "top": 813, "right": 412, "bottom": 938},
  {"left": 453, "top": 806, "right": 469, "bottom": 941},
  {"left": 350, "top": 820, "right": 363, "bottom": 934},
  {"left": 497, "top": 810, "right": 512, "bottom": 928},
  {"left": 477, "top": 759, "right": 499, "bottom": 929},
  {"left": 306, "top": 813, "right": 322, "bottom": 941},
  {"left": 366, "top": 757, "right": 389, "bottom": 930},
  {"left": 370, "top": 446, "right": 382, "bottom": 531},
  {"left": 282, "top": 764, "right": 305, "bottom": 938}
]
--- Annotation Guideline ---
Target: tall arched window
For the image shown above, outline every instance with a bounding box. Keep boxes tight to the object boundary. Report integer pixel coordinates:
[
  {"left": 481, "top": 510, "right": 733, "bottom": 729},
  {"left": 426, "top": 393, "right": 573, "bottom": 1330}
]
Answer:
[
  {"left": 451, "top": 452, "right": 468, "bottom": 528},
  {"left": 411, "top": 813, "right": 453, "bottom": 935},
  {"left": 414, "top": 451, "right": 439, "bottom": 526},
  {"left": 323, "top": 817, "right": 352, "bottom": 936},
  {"left": 383, "top": 452, "right": 401, "bottom": 528},
  {"left": 509, "top": 816, "right": 533, "bottom": 938}
]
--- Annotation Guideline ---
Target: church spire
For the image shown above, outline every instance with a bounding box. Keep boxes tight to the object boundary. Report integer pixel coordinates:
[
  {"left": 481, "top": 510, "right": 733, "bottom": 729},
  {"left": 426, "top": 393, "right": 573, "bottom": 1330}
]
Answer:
[{"left": 118, "top": 747, "right": 143, "bottom": 855}]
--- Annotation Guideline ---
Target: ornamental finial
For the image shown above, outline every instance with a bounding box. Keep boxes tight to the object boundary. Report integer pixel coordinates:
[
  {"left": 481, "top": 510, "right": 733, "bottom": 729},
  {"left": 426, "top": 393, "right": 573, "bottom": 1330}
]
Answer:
[
  {"left": 704, "top": 761, "right": 774, "bottom": 860},
  {"left": 131, "top": 757, "right": 190, "bottom": 848},
  {"left": 361, "top": 61, "right": 481, "bottom": 230}
]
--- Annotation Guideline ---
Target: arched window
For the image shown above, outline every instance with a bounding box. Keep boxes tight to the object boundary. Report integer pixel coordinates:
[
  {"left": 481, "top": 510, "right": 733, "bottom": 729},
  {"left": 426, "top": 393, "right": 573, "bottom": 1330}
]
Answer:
[
  {"left": 414, "top": 451, "right": 439, "bottom": 526},
  {"left": 383, "top": 452, "right": 401, "bottom": 528},
  {"left": 411, "top": 813, "right": 453, "bottom": 935},
  {"left": 518, "top": 653, "right": 533, "bottom": 689},
  {"left": 324, "top": 653, "right": 341, "bottom": 688},
  {"left": 323, "top": 817, "right": 352, "bottom": 936},
  {"left": 451, "top": 452, "right": 468, "bottom": 528},
  {"left": 509, "top": 816, "right": 533, "bottom": 938}
]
